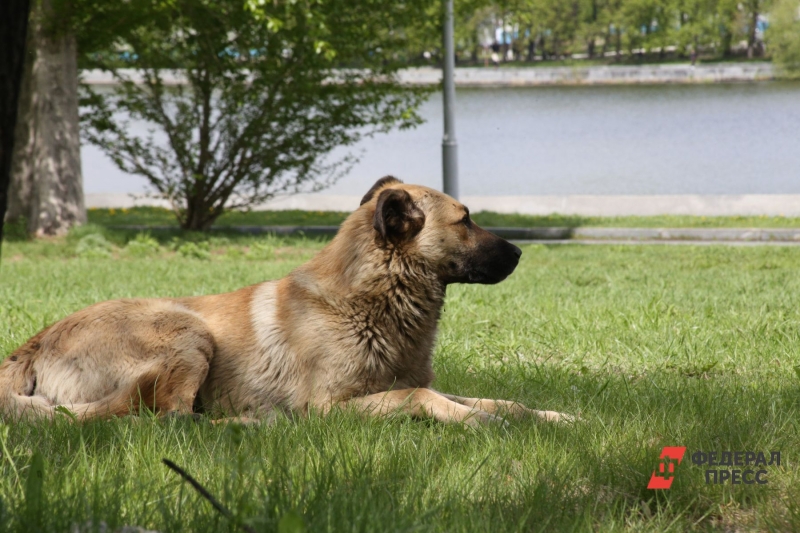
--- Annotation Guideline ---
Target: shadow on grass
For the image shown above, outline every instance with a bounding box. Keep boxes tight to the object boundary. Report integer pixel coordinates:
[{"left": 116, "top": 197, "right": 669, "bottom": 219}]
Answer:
[
  {"left": 0, "top": 414, "right": 589, "bottom": 533},
  {"left": 0, "top": 369, "right": 796, "bottom": 532},
  {"left": 435, "top": 361, "right": 800, "bottom": 531}
]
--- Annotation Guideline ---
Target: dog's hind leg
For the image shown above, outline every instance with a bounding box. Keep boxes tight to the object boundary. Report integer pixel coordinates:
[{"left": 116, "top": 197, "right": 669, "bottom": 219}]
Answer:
[
  {"left": 437, "top": 393, "right": 573, "bottom": 423},
  {"left": 58, "top": 348, "right": 212, "bottom": 422},
  {"left": 149, "top": 348, "right": 211, "bottom": 416},
  {"left": 334, "top": 388, "right": 504, "bottom": 426}
]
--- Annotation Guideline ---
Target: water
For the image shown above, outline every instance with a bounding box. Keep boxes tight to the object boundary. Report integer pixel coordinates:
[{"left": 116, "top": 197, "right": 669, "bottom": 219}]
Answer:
[{"left": 82, "top": 82, "right": 800, "bottom": 196}]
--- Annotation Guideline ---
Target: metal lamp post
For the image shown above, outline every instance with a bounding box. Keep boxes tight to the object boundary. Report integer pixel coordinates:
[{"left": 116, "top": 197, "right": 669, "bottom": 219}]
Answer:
[{"left": 442, "top": 0, "right": 459, "bottom": 199}]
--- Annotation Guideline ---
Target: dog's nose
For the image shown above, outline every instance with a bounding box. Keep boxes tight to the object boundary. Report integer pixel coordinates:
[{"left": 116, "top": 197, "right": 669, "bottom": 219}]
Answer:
[{"left": 511, "top": 244, "right": 522, "bottom": 258}]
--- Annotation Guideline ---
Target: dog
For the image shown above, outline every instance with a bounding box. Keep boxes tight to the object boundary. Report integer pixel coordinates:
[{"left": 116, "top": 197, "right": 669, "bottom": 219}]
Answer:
[{"left": 0, "top": 177, "right": 569, "bottom": 425}]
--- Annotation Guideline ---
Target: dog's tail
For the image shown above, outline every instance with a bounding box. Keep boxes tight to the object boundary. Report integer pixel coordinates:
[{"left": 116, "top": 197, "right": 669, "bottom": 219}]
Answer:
[{"left": 0, "top": 337, "right": 171, "bottom": 422}]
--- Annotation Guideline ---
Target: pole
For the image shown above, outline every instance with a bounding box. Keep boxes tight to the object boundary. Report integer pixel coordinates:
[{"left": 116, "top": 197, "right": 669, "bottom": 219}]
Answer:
[{"left": 442, "top": 0, "right": 459, "bottom": 199}]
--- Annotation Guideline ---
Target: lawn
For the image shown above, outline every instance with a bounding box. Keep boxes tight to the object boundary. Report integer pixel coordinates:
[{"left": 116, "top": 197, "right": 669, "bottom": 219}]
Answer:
[{"left": 1, "top": 230, "right": 799, "bottom": 532}]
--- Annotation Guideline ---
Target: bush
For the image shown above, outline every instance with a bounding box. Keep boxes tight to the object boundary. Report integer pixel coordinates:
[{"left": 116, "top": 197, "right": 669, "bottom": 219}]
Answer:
[
  {"left": 177, "top": 241, "right": 211, "bottom": 260},
  {"left": 75, "top": 233, "right": 114, "bottom": 258},
  {"left": 124, "top": 233, "right": 161, "bottom": 257},
  {"left": 80, "top": 0, "right": 428, "bottom": 231}
]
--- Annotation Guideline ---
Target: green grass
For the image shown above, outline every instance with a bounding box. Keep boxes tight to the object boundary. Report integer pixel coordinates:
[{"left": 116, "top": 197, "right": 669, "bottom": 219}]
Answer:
[
  {"left": 1, "top": 233, "right": 799, "bottom": 532},
  {"left": 84, "top": 206, "right": 800, "bottom": 230},
  {"left": 86, "top": 207, "right": 352, "bottom": 228}
]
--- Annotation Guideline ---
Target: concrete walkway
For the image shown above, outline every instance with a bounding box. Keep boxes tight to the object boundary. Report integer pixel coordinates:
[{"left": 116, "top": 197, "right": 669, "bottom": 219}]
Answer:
[
  {"left": 87, "top": 193, "right": 800, "bottom": 217},
  {"left": 514, "top": 239, "right": 800, "bottom": 246},
  {"left": 490, "top": 227, "right": 800, "bottom": 242}
]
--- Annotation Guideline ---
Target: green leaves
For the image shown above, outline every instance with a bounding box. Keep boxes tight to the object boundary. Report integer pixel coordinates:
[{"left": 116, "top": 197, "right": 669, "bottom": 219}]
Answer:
[
  {"left": 79, "top": 0, "right": 430, "bottom": 230},
  {"left": 768, "top": 0, "right": 800, "bottom": 77}
]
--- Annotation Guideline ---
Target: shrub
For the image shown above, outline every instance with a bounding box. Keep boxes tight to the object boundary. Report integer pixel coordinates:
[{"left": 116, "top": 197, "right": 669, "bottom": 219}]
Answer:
[
  {"left": 124, "top": 233, "right": 161, "bottom": 257},
  {"left": 75, "top": 233, "right": 114, "bottom": 258},
  {"left": 177, "top": 241, "right": 211, "bottom": 260}
]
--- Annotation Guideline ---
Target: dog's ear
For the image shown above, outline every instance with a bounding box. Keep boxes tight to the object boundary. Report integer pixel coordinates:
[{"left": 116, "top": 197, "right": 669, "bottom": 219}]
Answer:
[
  {"left": 373, "top": 188, "right": 425, "bottom": 242},
  {"left": 361, "top": 176, "right": 403, "bottom": 206}
]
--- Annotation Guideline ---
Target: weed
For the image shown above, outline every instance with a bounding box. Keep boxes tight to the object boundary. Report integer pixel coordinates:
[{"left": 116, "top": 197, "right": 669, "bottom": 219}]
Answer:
[
  {"left": 124, "top": 233, "right": 161, "bottom": 257},
  {"left": 177, "top": 241, "right": 211, "bottom": 260},
  {"left": 75, "top": 234, "right": 114, "bottom": 259}
]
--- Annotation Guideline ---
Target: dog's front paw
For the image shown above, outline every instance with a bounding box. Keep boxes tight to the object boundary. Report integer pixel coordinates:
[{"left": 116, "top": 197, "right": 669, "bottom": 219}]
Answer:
[
  {"left": 462, "top": 409, "right": 509, "bottom": 428},
  {"left": 531, "top": 410, "right": 576, "bottom": 424},
  {"left": 210, "top": 416, "right": 260, "bottom": 426}
]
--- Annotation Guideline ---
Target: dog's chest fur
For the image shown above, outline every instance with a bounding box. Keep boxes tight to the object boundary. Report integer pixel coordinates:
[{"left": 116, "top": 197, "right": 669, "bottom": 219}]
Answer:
[
  {"left": 229, "top": 253, "right": 445, "bottom": 411},
  {"left": 337, "top": 270, "right": 443, "bottom": 392}
]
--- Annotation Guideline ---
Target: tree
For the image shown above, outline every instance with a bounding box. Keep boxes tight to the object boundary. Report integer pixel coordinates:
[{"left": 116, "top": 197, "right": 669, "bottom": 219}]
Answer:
[
  {"left": 7, "top": 0, "right": 86, "bottom": 237},
  {"left": 741, "top": 0, "right": 771, "bottom": 57},
  {"left": 768, "top": 0, "right": 800, "bottom": 76},
  {"left": 80, "top": 0, "right": 429, "bottom": 231},
  {"left": 578, "top": 0, "right": 606, "bottom": 59},
  {"left": 672, "top": 0, "right": 704, "bottom": 55},
  {"left": 621, "top": 0, "right": 667, "bottom": 57},
  {"left": 0, "top": 0, "right": 32, "bottom": 257},
  {"left": 513, "top": 0, "right": 581, "bottom": 59},
  {"left": 716, "top": 0, "right": 741, "bottom": 57}
]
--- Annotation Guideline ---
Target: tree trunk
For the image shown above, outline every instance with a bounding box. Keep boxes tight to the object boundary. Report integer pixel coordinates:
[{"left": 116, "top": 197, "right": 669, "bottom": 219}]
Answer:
[
  {"left": 6, "top": 31, "right": 35, "bottom": 224},
  {"left": 747, "top": 7, "right": 759, "bottom": 58},
  {"left": 182, "top": 194, "right": 218, "bottom": 231},
  {"left": 526, "top": 38, "right": 536, "bottom": 62},
  {"left": 8, "top": 0, "right": 85, "bottom": 237},
  {"left": 0, "top": 0, "right": 31, "bottom": 256},
  {"left": 600, "top": 30, "right": 610, "bottom": 57},
  {"left": 721, "top": 32, "right": 733, "bottom": 58},
  {"left": 587, "top": 38, "right": 595, "bottom": 59}
]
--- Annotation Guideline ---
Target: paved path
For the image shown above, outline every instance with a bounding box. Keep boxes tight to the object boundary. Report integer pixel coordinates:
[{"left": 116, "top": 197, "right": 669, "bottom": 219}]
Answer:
[{"left": 513, "top": 239, "right": 800, "bottom": 246}]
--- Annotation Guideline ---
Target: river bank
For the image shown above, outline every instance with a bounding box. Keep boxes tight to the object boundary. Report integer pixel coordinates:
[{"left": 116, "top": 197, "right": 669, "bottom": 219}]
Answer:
[
  {"left": 81, "top": 62, "right": 775, "bottom": 88},
  {"left": 398, "top": 63, "right": 774, "bottom": 86}
]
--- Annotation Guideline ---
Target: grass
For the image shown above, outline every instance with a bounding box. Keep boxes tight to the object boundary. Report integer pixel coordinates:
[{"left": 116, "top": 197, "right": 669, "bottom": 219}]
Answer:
[
  {"left": 1, "top": 230, "right": 799, "bottom": 532},
  {"left": 83, "top": 206, "right": 800, "bottom": 230}
]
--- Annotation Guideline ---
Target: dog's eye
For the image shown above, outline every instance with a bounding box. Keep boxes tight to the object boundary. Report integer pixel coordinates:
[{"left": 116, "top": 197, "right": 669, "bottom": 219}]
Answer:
[{"left": 461, "top": 214, "right": 471, "bottom": 227}]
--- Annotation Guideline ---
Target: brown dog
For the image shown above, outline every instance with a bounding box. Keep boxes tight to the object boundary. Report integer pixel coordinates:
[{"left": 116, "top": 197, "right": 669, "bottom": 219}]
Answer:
[{"left": 0, "top": 177, "right": 569, "bottom": 425}]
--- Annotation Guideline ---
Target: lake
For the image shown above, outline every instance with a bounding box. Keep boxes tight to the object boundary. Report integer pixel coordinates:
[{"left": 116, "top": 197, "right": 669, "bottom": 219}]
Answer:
[{"left": 81, "top": 82, "right": 800, "bottom": 196}]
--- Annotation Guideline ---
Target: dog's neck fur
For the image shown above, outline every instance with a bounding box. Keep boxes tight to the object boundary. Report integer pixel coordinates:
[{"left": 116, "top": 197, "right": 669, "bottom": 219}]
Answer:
[
  {"left": 288, "top": 209, "right": 444, "bottom": 387},
  {"left": 299, "top": 210, "right": 445, "bottom": 324}
]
